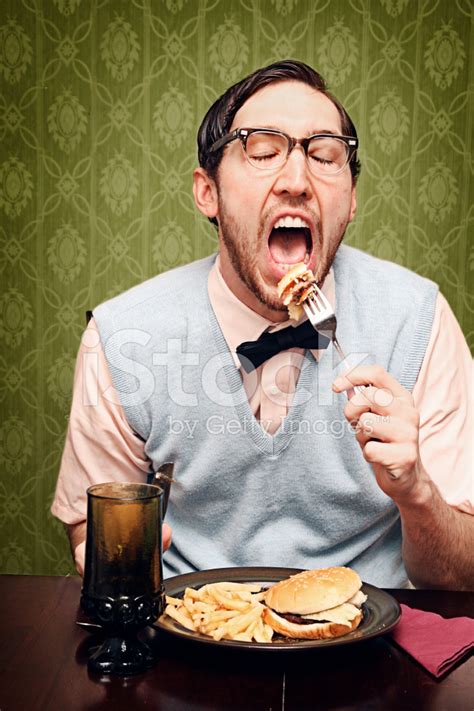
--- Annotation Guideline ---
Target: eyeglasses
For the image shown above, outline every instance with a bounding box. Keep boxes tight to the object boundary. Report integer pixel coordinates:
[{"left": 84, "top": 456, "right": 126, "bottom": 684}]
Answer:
[{"left": 209, "top": 128, "right": 358, "bottom": 177}]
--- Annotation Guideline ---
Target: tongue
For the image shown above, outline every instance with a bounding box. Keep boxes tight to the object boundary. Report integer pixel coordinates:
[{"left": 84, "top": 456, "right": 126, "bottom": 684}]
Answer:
[{"left": 268, "top": 228, "right": 308, "bottom": 264}]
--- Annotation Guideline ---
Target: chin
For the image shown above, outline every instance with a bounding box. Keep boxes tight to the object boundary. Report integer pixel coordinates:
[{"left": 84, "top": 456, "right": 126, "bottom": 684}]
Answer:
[
  {"left": 255, "top": 276, "right": 290, "bottom": 314},
  {"left": 256, "top": 291, "right": 288, "bottom": 316}
]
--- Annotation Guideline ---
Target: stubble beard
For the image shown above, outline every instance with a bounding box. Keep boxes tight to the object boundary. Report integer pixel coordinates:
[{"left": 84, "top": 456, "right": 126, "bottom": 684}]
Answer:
[{"left": 218, "top": 203, "right": 286, "bottom": 313}]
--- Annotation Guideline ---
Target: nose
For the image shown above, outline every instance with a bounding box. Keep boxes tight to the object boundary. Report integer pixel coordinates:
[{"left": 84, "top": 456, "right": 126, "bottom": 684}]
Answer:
[{"left": 272, "top": 145, "right": 314, "bottom": 199}]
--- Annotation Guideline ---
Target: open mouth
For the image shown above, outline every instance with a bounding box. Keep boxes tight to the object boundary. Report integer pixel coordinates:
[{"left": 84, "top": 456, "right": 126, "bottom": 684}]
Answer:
[{"left": 267, "top": 216, "right": 313, "bottom": 269}]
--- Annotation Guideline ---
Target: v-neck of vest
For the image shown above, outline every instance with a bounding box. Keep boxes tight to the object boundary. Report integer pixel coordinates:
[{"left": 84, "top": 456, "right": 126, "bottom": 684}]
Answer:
[{"left": 205, "top": 290, "right": 318, "bottom": 457}]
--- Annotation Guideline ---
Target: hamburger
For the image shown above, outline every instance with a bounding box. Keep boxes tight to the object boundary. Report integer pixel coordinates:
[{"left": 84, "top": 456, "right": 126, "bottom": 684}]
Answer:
[
  {"left": 262, "top": 567, "right": 367, "bottom": 640},
  {"left": 277, "top": 262, "right": 316, "bottom": 320}
]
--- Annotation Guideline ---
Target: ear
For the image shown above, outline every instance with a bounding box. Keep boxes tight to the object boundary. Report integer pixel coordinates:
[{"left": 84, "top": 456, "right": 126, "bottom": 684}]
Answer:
[
  {"left": 193, "top": 167, "right": 218, "bottom": 219},
  {"left": 348, "top": 186, "right": 357, "bottom": 222}
]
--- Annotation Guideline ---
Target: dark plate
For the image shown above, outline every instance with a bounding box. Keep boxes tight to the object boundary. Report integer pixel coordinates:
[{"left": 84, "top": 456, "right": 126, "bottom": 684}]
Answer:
[{"left": 153, "top": 566, "right": 401, "bottom": 652}]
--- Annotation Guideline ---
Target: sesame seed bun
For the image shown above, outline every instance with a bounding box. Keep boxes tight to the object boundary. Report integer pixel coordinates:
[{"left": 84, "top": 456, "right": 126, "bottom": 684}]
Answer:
[{"left": 264, "top": 567, "right": 362, "bottom": 615}]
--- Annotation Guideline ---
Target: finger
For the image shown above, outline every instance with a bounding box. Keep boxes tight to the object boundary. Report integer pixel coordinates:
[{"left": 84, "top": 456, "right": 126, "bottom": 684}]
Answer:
[
  {"left": 75, "top": 540, "right": 86, "bottom": 574},
  {"left": 345, "top": 386, "right": 391, "bottom": 417},
  {"left": 163, "top": 522, "right": 172, "bottom": 551},
  {"left": 355, "top": 413, "right": 415, "bottom": 446},
  {"left": 355, "top": 413, "right": 387, "bottom": 445},
  {"left": 362, "top": 440, "right": 418, "bottom": 472},
  {"left": 345, "top": 386, "right": 414, "bottom": 422},
  {"left": 344, "top": 386, "right": 408, "bottom": 423},
  {"left": 347, "top": 393, "right": 419, "bottom": 432},
  {"left": 333, "top": 365, "right": 410, "bottom": 401}
]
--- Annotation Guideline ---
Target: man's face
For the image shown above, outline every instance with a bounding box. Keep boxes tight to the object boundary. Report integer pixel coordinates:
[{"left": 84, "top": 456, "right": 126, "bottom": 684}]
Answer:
[{"left": 201, "top": 80, "right": 357, "bottom": 320}]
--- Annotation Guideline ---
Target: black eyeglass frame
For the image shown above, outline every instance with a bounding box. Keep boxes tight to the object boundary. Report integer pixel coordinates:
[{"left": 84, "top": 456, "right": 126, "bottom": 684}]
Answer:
[{"left": 209, "top": 128, "right": 359, "bottom": 175}]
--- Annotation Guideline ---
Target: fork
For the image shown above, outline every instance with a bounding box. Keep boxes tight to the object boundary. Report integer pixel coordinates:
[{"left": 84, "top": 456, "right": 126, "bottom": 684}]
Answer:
[
  {"left": 303, "top": 284, "right": 363, "bottom": 398},
  {"left": 148, "top": 461, "right": 175, "bottom": 518}
]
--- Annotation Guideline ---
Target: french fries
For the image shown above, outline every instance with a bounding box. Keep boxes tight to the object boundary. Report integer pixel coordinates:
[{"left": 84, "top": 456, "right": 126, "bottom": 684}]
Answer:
[{"left": 163, "top": 581, "right": 274, "bottom": 643}]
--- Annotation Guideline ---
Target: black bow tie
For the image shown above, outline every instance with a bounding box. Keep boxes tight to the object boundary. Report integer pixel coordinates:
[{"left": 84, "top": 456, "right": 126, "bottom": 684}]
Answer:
[{"left": 236, "top": 320, "right": 330, "bottom": 372}]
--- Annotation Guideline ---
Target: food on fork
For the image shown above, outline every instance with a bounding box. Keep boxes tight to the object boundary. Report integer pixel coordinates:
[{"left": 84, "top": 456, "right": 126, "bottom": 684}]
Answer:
[
  {"left": 277, "top": 262, "right": 316, "bottom": 320},
  {"left": 262, "top": 567, "right": 367, "bottom": 639}
]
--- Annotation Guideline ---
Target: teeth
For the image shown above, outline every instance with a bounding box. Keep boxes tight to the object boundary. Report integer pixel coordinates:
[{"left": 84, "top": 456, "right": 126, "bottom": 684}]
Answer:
[{"left": 274, "top": 216, "right": 309, "bottom": 229}]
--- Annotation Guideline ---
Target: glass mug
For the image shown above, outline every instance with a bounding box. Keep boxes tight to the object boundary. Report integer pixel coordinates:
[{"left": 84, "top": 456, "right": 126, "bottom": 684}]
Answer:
[{"left": 80, "top": 482, "right": 165, "bottom": 675}]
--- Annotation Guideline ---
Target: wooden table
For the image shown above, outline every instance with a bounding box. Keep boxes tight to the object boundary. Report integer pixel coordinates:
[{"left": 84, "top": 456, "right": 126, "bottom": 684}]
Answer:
[{"left": 0, "top": 575, "right": 472, "bottom": 710}]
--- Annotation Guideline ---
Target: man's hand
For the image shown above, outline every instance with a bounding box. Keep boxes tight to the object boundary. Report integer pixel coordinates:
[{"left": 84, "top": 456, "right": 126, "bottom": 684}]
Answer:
[
  {"left": 333, "top": 363, "right": 474, "bottom": 590},
  {"left": 67, "top": 521, "right": 173, "bottom": 577},
  {"left": 332, "top": 365, "right": 429, "bottom": 503},
  {"left": 162, "top": 523, "right": 172, "bottom": 551}
]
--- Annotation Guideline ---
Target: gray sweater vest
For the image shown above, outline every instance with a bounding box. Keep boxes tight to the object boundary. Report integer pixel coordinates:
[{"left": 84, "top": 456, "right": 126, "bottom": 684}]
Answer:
[{"left": 94, "top": 245, "right": 438, "bottom": 585}]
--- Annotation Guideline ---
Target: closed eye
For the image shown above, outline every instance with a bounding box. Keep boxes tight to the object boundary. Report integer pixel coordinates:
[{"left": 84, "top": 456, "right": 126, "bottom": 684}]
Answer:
[
  {"left": 251, "top": 152, "right": 278, "bottom": 162},
  {"left": 310, "top": 155, "right": 334, "bottom": 165}
]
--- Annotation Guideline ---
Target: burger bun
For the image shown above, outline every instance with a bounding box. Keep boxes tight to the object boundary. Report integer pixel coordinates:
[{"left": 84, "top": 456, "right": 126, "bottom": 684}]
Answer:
[
  {"left": 262, "top": 606, "right": 363, "bottom": 640},
  {"left": 264, "top": 567, "right": 362, "bottom": 615}
]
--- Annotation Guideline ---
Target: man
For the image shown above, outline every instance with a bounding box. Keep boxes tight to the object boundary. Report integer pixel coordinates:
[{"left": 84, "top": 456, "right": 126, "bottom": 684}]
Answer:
[{"left": 52, "top": 60, "right": 473, "bottom": 589}]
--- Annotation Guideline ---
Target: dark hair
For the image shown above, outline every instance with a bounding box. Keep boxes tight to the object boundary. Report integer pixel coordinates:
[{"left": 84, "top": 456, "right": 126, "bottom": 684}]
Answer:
[{"left": 197, "top": 59, "right": 361, "bottom": 186}]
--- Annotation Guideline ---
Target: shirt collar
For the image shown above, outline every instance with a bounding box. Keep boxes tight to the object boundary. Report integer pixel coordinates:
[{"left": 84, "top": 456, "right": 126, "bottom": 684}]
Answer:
[{"left": 208, "top": 254, "right": 336, "bottom": 368}]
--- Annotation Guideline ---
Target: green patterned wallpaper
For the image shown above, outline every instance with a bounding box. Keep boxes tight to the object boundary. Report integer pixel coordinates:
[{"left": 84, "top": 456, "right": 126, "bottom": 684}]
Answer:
[{"left": 0, "top": 0, "right": 472, "bottom": 575}]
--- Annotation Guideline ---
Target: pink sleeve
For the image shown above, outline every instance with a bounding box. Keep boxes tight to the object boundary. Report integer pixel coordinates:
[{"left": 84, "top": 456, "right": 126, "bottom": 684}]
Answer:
[
  {"left": 413, "top": 293, "right": 473, "bottom": 514},
  {"left": 51, "top": 318, "right": 152, "bottom": 525}
]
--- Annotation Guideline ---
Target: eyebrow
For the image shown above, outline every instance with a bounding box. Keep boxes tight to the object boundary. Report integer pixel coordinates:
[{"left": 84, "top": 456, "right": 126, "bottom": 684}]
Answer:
[{"left": 247, "top": 125, "right": 342, "bottom": 136}]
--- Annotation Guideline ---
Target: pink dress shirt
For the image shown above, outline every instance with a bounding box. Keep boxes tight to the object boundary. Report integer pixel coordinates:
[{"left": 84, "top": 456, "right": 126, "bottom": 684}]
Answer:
[{"left": 52, "top": 258, "right": 474, "bottom": 571}]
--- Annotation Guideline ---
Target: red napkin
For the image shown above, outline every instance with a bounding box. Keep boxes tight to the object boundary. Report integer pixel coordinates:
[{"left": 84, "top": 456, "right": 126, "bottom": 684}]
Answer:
[{"left": 390, "top": 603, "right": 474, "bottom": 677}]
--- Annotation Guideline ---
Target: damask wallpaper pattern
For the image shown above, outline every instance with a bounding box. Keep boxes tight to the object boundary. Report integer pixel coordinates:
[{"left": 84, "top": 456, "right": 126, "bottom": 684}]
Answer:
[{"left": 0, "top": 0, "right": 472, "bottom": 574}]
